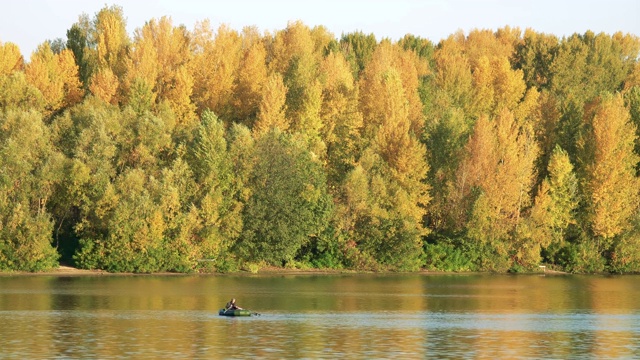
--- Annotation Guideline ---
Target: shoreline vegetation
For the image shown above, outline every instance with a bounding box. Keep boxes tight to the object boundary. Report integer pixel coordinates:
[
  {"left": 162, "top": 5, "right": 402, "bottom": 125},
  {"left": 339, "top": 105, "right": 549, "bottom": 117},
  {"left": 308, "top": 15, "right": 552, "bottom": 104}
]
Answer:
[
  {"left": 1, "top": 265, "right": 572, "bottom": 277},
  {"left": 1, "top": 5, "right": 639, "bottom": 275}
]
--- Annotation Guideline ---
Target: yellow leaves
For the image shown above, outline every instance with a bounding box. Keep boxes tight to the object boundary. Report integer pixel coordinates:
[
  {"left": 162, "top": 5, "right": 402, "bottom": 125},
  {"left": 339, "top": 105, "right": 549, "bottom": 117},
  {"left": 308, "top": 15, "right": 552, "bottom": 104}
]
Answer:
[
  {"left": 582, "top": 94, "right": 639, "bottom": 240},
  {"left": 191, "top": 23, "right": 242, "bottom": 115},
  {"left": 465, "top": 28, "right": 519, "bottom": 70},
  {"left": 120, "top": 16, "right": 197, "bottom": 123},
  {"left": 359, "top": 41, "right": 426, "bottom": 137},
  {"left": 25, "top": 43, "right": 83, "bottom": 113},
  {"left": 94, "top": 5, "right": 129, "bottom": 74},
  {"left": 125, "top": 27, "right": 158, "bottom": 98},
  {"left": 269, "top": 21, "right": 317, "bottom": 75},
  {"left": 434, "top": 33, "right": 473, "bottom": 109},
  {"left": 232, "top": 27, "right": 268, "bottom": 123},
  {"left": 89, "top": 67, "right": 118, "bottom": 104},
  {"left": 458, "top": 108, "right": 539, "bottom": 246},
  {"left": 166, "top": 65, "right": 196, "bottom": 125},
  {"left": 471, "top": 55, "right": 527, "bottom": 118},
  {"left": 319, "top": 51, "right": 359, "bottom": 143},
  {"left": 255, "top": 72, "right": 288, "bottom": 135},
  {"left": 0, "top": 41, "right": 23, "bottom": 75}
]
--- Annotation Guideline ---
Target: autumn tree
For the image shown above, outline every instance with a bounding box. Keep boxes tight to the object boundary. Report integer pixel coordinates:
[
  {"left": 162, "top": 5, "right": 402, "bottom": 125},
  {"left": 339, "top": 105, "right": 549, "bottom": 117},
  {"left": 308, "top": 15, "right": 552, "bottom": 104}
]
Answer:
[
  {"left": 0, "top": 41, "right": 23, "bottom": 75},
  {"left": 231, "top": 26, "right": 268, "bottom": 126},
  {"left": 85, "top": 5, "right": 129, "bottom": 104},
  {"left": 359, "top": 41, "right": 426, "bottom": 143},
  {"left": 579, "top": 94, "right": 639, "bottom": 255},
  {"left": 0, "top": 42, "right": 41, "bottom": 112},
  {"left": 319, "top": 50, "right": 363, "bottom": 185},
  {"left": 551, "top": 32, "right": 639, "bottom": 163},
  {"left": 337, "top": 64, "right": 430, "bottom": 271},
  {"left": 254, "top": 72, "right": 289, "bottom": 135},
  {"left": 269, "top": 21, "right": 325, "bottom": 149},
  {"left": 464, "top": 27, "right": 520, "bottom": 71},
  {"left": 455, "top": 109, "right": 539, "bottom": 270},
  {"left": 25, "top": 43, "right": 83, "bottom": 114},
  {"left": 123, "top": 21, "right": 159, "bottom": 114},
  {"left": 191, "top": 22, "right": 242, "bottom": 118}
]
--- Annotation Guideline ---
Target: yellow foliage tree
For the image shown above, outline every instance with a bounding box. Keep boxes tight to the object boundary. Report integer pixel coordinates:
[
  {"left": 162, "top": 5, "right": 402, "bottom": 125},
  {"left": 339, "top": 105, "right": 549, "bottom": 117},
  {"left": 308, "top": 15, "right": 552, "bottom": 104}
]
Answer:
[
  {"left": 471, "top": 55, "right": 528, "bottom": 119},
  {"left": 359, "top": 41, "right": 427, "bottom": 140},
  {"left": 191, "top": 22, "right": 242, "bottom": 117},
  {"left": 89, "top": 67, "right": 118, "bottom": 104},
  {"left": 319, "top": 50, "right": 363, "bottom": 183},
  {"left": 0, "top": 41, "right": 24, "bottom": 75},
  {"left": 232, "top": 26, "right": 268, "bottom": 126},
  {"left": 581, "top": 94, "right": 639, "bottom": 246},
  {"left": 133, "top": 16, "right": 195, "bottom": 125},
  {"left": 57, "top": 49, "right": 84, "bottom": 107},
  {"left": 464, "top": 27, "right": 520, "bottom": 70},
  {"left": 255, "top": 72, "right": 289, "bottom": 135},
  {"left": 432, "top": 32, "right": 474, "bottom": 111},
  {"left": 457, "top": 108, "right": 539, "bottom": 269},
  {"left": 124, "top": 24, "right": 159, "bottom": 107},
  {"left": 25, "top": 43, "right": 83, "bottom": 113},
  {"left": 373, "top": 69, "right": 430, "bottom": 222},
  {"left": 94, "top": 5, "right": 129, "bottom": 77}
]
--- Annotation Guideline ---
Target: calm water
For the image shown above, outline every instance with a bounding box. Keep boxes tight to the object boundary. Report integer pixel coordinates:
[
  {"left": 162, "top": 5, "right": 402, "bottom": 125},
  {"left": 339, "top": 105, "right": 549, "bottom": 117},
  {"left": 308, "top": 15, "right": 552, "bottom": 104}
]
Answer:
[{"left": 0, "top": 273, "right": 639, "bottom": 359}]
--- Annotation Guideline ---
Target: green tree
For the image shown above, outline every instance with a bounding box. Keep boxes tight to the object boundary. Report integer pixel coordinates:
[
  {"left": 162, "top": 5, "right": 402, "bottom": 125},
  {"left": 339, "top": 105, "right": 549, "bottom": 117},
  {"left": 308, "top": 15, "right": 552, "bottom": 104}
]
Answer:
[
  {"left": 529, "top": 146, "right": 579, "bottom": 263},
  {"left": 237, "top": 129, "right": 333, "bottom": 266},
  {"left": 514, "top": 29, "right": 559, "bottom": 90},
  {"left": 0, "top": 110, "right": 61, "bottom": 271},
  {"left": 339, "top": 31, "right": 377, "bottom": 78},
  {"left": 66, "top": 14, "right": 94, "bottom": 88},
  {"left": 187, "top": 111, "right": 243, "bottom": 266}
]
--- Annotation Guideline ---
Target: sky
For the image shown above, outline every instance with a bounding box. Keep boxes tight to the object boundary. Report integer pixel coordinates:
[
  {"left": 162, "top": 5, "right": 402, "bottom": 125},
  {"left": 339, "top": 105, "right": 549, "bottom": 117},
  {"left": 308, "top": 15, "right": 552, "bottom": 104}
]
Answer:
[{"left": 1, "top": 0, "right": 639, "bottom": 58}]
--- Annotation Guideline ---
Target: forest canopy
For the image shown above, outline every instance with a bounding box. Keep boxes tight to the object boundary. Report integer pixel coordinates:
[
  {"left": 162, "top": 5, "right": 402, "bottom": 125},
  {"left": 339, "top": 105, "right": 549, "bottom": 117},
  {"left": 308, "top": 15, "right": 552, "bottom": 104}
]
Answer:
[{"left": 1, "top": 5, "right": 639, "bottom": 273}]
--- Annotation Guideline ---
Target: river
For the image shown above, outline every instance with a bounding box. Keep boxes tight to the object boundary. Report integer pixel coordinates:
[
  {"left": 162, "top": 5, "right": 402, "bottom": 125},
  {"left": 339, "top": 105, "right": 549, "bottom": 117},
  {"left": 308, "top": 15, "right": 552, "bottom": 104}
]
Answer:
[{"left": 1, "top": 273, "right": 639, "bottom": 359}]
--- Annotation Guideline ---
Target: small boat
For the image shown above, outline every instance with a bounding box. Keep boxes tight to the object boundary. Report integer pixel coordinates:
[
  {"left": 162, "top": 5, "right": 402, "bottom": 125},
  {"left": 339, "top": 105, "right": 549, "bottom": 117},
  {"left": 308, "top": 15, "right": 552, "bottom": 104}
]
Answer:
[{"left": 219, "top": 308, "right": 252, "bottom": 316}]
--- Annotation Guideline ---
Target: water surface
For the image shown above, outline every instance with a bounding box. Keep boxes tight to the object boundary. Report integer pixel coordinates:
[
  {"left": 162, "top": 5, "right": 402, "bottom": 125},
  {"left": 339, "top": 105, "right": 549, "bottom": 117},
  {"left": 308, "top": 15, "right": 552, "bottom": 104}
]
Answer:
[{"left": 1, "top": 273, "right": 638, "bottom": 359}]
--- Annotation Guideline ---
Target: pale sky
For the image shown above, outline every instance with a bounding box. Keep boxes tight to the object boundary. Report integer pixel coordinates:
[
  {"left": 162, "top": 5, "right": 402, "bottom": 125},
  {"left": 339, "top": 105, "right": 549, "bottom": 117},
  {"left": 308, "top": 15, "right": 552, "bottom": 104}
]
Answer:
[{"left": 1, "top": 0, "right": 639, "bottom": 58}]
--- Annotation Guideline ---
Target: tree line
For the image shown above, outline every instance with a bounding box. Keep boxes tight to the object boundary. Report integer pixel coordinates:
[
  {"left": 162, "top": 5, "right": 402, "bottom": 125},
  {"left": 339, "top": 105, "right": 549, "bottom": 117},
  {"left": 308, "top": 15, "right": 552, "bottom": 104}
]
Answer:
[{"left": 1, "top": 5, "right": 639, "bottom": 273}]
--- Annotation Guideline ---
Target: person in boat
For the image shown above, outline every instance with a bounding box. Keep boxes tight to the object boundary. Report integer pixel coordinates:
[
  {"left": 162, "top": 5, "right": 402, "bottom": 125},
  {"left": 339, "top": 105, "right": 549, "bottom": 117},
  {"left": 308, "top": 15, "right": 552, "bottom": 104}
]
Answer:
[{"left": 225, "top": 298, "right": 243, "bottom": 311}]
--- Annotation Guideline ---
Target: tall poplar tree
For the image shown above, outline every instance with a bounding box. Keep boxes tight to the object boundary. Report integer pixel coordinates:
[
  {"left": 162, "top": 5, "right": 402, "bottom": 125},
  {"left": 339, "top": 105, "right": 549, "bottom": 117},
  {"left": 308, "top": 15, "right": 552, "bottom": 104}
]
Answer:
[
  {"left": 191, "top": 22, "right": 242, "bottom": 118},
  {"left": 580, "top": 94, "right": 639, "bottom": 252}
]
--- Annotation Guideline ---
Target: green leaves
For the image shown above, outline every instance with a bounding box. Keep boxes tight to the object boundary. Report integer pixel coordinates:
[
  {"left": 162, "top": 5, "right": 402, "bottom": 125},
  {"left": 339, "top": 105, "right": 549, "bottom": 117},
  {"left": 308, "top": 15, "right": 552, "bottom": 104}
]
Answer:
[
  {"left": 238, "top": 129, "right": 333, "bottom": 266},
  {"left": 0, "top": 111, "right": 60, "bottom": 271}
]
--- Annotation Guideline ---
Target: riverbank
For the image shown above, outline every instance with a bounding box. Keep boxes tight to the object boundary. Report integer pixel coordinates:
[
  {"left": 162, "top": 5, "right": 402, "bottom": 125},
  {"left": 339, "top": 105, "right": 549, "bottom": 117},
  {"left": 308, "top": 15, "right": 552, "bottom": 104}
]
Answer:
[{"left": 0, "top": 265, "right": 568, "bottom": 276}]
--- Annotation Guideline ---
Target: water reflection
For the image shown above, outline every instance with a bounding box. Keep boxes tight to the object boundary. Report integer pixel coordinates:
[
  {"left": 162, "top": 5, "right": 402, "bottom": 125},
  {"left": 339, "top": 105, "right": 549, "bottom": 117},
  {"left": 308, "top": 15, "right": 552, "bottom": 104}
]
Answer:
[{"left": 0, "top": 274, "right": 639, "bottom": 359}]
